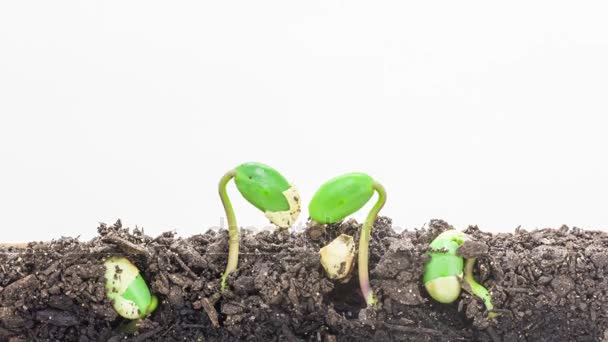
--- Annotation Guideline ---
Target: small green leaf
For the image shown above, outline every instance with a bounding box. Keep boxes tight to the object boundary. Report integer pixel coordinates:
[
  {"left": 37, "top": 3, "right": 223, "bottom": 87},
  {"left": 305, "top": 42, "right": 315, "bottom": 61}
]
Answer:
[
  {"left": 422, "top": 230, "right": 468, "bottom": 284},
  {"left": 104, "top": 257, "right": 156, "bottom": 319},
  {"left": 121, "top": 274, "right": 153, "bottom": 317},
  {"left": 309, "top": 173, "right": 375, "bottom": 224},
  {"left": 234, "top": 162, "right": 290, "bottom": 212},
  {"left": 234, "top": 162, "right": 300, "bottom": 228}
]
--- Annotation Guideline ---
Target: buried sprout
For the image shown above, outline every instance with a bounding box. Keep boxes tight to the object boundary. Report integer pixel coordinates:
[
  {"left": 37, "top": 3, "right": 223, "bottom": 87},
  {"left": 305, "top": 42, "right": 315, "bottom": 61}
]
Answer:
[
  {"left": 218, "top": 162, "right": 301, "bottom": 290},
  {"left": 104, "top": 257, "right": 158, "bottom": 320},
  {"left": 309, "top": 172, "right": 386, "bottom": 306},
  {"left": 423, "top": 230, "right": 496, "bottom": 318}
]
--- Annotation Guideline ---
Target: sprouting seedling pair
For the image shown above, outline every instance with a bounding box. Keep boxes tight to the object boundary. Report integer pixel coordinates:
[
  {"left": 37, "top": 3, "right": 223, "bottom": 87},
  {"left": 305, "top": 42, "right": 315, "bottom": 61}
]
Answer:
[
  {"left": 423, "top": 230, "right": 495, "bottom": 317},
  {"left": 216, "top": 164, "right": 385, "bottom": 306},
  {"left": 104, "top": 257, "right": 158, "bottom": 320},
  {"left": 218, "top": 162, "right": 301, "bottom": 290}
]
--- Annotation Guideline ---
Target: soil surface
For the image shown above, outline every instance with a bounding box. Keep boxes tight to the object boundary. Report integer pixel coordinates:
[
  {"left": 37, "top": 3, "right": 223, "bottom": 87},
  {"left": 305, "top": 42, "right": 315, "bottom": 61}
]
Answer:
[{"left": 1, "top": 218, "right": 607, "bottom": 341}]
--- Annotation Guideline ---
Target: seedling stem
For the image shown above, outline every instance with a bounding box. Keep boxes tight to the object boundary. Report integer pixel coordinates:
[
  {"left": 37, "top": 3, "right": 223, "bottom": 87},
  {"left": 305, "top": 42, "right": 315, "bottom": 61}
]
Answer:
[
  {"left": 358, "top": 181, "right": 386, "bottom": 306},
  {"left": 219, "top": 169, "right": 238, "bottom": 291}
]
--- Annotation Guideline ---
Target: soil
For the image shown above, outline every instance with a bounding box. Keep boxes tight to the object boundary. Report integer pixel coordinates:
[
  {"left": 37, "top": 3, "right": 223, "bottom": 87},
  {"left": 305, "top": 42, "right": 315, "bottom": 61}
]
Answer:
[{"left": 1, "top": 218, "right": 607, "bottom": 341}]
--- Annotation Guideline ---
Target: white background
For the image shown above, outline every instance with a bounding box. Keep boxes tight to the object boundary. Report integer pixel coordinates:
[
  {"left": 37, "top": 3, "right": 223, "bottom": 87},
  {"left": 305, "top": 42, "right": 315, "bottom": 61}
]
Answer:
[{"left": 1, "top": 1, "right": 607, "bottom": 242}]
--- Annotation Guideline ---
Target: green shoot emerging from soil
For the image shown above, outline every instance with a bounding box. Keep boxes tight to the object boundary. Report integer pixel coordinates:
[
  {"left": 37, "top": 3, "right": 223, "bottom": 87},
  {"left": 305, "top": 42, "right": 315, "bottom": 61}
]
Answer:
[
  {"left": 309, "top": 172, "right": 386, "bottom": 306},
  {"left": 423, "top": 230, "right": 495, "bottom": 317},
  {"left": 104, "top": 257, "right": 158, "bottom": 320},
  {"left": 219, "top": 162, "right": 300, "bottom": 290}
]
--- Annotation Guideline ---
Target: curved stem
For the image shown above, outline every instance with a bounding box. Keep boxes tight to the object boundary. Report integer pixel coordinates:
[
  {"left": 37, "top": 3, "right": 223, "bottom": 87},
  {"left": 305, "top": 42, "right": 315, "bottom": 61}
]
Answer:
[
  {"left": 358, "top": 181, "right": 386, "bottom": 306},
  {"left": 464, "top": 257, "right": 496, "bottom": 318},
  {"left": 219, "top": 169, "right": 238, "bottom": 291},
  {"left": 147, "top": 295, "right": 159, "bottom": 316}
]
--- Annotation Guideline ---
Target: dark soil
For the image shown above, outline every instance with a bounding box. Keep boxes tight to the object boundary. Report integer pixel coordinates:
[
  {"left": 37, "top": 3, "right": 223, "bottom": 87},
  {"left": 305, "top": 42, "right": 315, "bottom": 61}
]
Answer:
[{"left": 1, "top": 218, "right": 607, "bottom": 341}]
